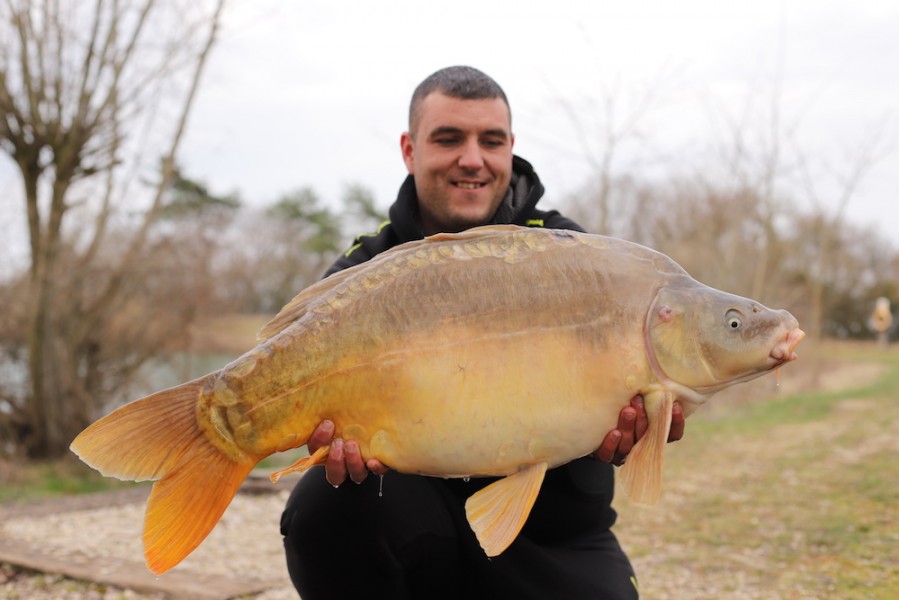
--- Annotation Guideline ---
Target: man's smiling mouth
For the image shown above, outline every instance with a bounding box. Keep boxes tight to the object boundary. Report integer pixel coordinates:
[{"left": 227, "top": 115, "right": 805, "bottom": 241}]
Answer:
[{"left": 454, "top": 181, "right": 486, "bottom": 189}]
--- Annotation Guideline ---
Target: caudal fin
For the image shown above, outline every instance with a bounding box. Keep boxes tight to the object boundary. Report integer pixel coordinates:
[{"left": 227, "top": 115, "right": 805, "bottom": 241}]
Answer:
[
  {"left": 70, "top": 375, "right": 256, "bottom": 574},
  {"left": 143, "top": 438, "right": 254, "bottom": 574}
]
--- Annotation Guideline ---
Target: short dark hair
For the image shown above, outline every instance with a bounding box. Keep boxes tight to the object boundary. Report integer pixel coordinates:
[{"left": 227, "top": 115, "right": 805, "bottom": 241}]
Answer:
[{"left": 408, "top": 66, "right": 510, "bottom": 135}]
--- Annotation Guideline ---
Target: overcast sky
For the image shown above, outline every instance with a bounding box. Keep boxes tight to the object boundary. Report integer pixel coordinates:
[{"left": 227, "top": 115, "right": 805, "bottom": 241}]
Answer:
[
  {"left": 2, "top": 0, "right": 896, "bottom": 261},
  {"left": 178, "top": 0, "right": 898, "bottom": 243}
]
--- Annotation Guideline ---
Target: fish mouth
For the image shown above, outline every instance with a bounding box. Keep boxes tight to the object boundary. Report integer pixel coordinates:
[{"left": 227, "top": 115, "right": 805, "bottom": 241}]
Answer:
[{"left": 769, "top": 327, "right": 805, "bottom": 365}]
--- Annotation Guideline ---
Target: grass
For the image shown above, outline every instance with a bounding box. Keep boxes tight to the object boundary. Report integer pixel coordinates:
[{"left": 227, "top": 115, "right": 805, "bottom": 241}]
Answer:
[
  {"left": 615, "top": 340, "right": 899, "bottom": 599},
  {"left": 0, "top": 455, "right": 143, "bottom": 505}
]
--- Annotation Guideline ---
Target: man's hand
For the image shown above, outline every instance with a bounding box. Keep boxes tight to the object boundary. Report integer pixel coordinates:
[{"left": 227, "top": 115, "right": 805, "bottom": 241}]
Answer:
[
  {"left": 592, "top": 396, "right": 685, "bottom": 465},
  {"left": 308, "top": 420, "right": 389, "bottom": 486}
]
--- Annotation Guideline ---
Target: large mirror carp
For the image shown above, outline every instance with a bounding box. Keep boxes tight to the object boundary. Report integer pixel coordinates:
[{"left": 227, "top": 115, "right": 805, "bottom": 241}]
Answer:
[{"left": 71, "top": 225, "right": 804, "bottom": 574}]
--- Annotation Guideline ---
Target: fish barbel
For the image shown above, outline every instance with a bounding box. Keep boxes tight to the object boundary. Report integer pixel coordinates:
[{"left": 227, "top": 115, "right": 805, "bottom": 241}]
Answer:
[{"left": 70, "top": 225, "right": 804, "bottom": 574}]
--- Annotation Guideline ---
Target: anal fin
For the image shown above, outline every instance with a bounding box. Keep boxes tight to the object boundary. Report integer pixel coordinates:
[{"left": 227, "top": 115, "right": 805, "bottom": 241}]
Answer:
[
  {"left": 619, "top": 390, "right": 675, "bottom": 505},
  {"left": 464, "top": 462, "right": 548, "bottom": 556}
]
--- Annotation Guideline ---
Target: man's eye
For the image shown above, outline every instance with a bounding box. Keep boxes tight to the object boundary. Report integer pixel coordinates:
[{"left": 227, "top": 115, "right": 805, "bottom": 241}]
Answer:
[{"left": 435, "top": 138, "right": 459, "bottom": 146}]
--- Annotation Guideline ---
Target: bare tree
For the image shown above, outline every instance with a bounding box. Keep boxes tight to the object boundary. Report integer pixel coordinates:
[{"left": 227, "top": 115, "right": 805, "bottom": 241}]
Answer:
[
  {"left": 792, "top": 124, "right": 890, "bottom": 381},
  {"left": 207, "top": 183, "right": 386, "bottom": 315},
  {"left": 696, "top": 39, "right": 891, "bottom": 354},
  {"left": 0, "top": 0, "right": 227, "bottom": 458},
  {"left": 553, "top": 68, "right": 678, "bottom": 237}
]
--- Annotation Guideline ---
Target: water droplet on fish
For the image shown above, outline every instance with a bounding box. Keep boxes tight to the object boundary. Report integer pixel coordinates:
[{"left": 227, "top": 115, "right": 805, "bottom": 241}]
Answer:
[
  {"left": 332, "top": 484, "right": 339, "bottom": 489},
  {"left": 774, "top": 368, "right": 782, "bottom": 389},
  {"left": 378, "top": 474, "right": 384, "bottom": 497}
]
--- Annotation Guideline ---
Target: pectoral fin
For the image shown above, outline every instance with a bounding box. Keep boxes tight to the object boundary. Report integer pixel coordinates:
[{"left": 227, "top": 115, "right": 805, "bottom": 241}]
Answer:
[
  {"left": 464, "top": 462, "right": 548, "bottom": 556},
  {"left": 618, "top": 390, "right": 675, "bottom": 505},
  {"left": 269, "top": 446, "right": 330, "bottom": 483}
]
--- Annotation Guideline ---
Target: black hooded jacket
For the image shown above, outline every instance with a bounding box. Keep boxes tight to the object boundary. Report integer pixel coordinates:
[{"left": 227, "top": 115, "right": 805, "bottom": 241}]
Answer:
[{"left": 323, "top": 155, "right": 619, "bottom": 538}]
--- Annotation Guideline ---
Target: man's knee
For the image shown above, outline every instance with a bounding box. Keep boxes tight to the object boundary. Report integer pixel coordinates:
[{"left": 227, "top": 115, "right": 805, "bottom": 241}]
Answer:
[
  {"left": 281, "top": 469, "right": 468, "bottom": 598},
  {"left": 283, "top": 469, "right": 464, "bottom": 545}
]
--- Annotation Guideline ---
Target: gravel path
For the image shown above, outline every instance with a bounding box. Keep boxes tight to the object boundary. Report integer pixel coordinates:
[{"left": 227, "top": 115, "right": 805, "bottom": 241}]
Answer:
[{"left": 1, "top": 486, "right": 299, "bottom": 599}]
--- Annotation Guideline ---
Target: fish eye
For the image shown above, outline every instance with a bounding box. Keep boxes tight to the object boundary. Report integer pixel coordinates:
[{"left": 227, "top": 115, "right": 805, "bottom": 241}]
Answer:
[{"left": 725, "top": 310, "right": 743, "bottom": 330}]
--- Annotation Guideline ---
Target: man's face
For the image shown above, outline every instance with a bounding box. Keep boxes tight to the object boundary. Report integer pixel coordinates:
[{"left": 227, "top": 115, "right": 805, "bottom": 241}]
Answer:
[{"left": 401, "top": 92, "right": 515, "bottom": 235}]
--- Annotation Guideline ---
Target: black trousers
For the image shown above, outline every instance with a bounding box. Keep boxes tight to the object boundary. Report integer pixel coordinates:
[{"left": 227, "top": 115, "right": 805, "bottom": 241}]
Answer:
[{"left": 281, "top": 462, "right": 639, "bottom": 600}]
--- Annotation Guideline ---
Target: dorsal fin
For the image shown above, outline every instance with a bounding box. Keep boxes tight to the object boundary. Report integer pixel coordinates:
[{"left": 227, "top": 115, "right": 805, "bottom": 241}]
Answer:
[
  {"left": 258, "top": 226, "right": 534, "bottom": 341},
  {"left": 424, "top": 224, "right": 524, "bottom": 242},
  {"left": 257, "top": 266, "right": 362, "bottom": 341}
]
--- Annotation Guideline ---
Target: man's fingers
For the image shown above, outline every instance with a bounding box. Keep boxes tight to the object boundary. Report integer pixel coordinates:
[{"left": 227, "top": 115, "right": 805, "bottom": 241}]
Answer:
[
  {"left": 344, "top": 440, "right": 368, "bottom": 484},
  {"left": 593, "top": 430, "right": 622, "bottom": 463},
  {"left": 616, "top": 406, "right": 637, "bottom": 455},
  {"left": 325, "top": 438, "right": 347, "bottom": 486},
  {"left": 630, "top": 396, "right": 648, "bottom": 440},
  {"left": 366, "top": 459, "right": 390, "bottom": 477},
  {"left": 668, "top": 402, "right": 685, "bottom": 442},
  {"left": 592, "top": 397, "right": 683, "bottom": 467},
  {"left": 308, "top": 419, "right": 335, "bottom": 454}
]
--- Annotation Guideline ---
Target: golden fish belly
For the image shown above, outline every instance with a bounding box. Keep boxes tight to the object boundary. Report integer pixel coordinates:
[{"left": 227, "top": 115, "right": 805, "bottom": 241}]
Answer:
[{"left": 312, "top": 325, "right": 648, "bottom": 478}]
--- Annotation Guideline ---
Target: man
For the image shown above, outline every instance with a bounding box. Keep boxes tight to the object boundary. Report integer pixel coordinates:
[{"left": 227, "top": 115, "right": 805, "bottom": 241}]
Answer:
[{"left": 281, "top": 65, "right": 685, "bottom": 599}]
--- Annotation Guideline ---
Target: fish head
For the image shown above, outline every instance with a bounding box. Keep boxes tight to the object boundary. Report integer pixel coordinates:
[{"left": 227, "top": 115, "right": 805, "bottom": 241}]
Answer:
[{"left": 646, "top": 282, "right": 805, "bottom": 403}]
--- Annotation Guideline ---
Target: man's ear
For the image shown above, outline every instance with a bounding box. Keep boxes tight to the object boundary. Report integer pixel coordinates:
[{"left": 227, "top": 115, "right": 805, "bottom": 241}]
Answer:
[{"left": 400, "top": 132, "right": 415, "bottom": 174}]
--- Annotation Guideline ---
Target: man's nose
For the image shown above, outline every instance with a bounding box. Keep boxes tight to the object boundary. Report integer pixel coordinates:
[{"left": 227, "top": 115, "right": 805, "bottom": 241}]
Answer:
[{"left": 458, "top": 138, "right": 484, "bottom": 170}]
